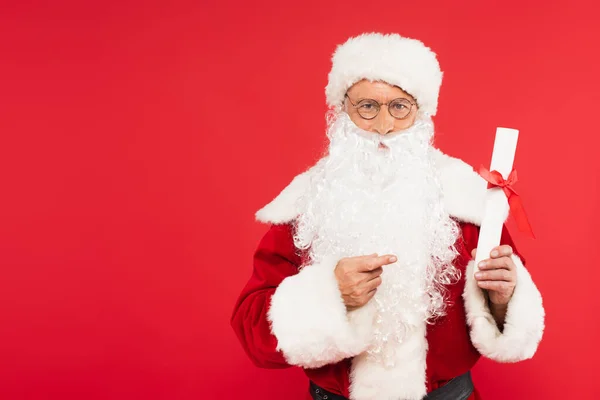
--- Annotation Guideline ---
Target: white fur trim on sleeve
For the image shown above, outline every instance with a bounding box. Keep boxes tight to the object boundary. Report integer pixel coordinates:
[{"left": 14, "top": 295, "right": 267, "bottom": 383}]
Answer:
[
  {"left": 267, "top": 257, "right": 374, "bottom": 368},
  {"left": 463, "top": 255, "right": 545, "bottom": 362}
]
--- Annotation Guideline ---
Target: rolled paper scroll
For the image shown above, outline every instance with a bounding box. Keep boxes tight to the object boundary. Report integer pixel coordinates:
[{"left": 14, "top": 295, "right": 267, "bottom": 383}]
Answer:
[{"left": 474, "top": 127, "right": 519, "bottom": 273}]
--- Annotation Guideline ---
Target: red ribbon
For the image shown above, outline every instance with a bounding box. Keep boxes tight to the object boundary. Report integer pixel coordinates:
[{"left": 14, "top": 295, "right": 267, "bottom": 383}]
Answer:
[{"left": 477, "top": 165, "right": 535, "bottom": 239}]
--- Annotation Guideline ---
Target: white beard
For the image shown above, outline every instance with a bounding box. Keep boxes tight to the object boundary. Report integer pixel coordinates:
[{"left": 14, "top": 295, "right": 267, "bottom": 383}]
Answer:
[{"left": 294, "top": 112, "right": 460, "bottom": 367}]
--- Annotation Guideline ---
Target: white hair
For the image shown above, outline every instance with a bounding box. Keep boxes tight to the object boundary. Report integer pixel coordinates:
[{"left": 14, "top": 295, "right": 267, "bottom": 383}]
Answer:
[{"left": 293, "top": 112, "right": 460, "bottom": 363}]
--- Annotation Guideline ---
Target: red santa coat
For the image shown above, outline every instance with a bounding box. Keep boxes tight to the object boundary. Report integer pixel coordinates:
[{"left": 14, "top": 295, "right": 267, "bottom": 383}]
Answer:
[{"left": 231, "top": 150, "right": 545, "bottom": 400}]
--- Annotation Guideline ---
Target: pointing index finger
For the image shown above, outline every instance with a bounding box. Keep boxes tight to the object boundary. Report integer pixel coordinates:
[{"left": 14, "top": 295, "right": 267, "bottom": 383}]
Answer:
[{"left": 362, "top": 254, "right": 397, "bottom": 271}]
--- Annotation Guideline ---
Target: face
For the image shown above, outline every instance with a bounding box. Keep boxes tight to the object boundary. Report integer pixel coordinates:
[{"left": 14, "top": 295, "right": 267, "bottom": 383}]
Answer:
[{"left": 344, "top": 80, "right": 418, "bottom": 134}]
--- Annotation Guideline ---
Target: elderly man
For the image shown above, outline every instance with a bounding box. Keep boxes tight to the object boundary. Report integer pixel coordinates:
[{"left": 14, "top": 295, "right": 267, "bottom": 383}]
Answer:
[{"left": 231, "top": 33, "right": 544, "bottom": 400}]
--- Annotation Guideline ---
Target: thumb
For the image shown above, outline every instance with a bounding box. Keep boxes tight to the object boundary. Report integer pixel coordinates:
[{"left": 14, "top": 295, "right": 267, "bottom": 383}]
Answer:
[{"left": 471, "top": 248, "right": 477, "bottom": 259}]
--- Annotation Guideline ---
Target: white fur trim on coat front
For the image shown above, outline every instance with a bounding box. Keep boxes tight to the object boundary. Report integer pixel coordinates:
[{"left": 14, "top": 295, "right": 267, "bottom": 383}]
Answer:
[
  {"left": 325, "top": 33, "right": 443, "bottom": 116},
  {"left": 349, "top": 323, "right": 428, "bottom": 400},
  {"left": 267, "top": 256, "right": 375, "bottom": 368},
  {"left": 463, "top": 255, "right": 545, "bottom": 362}
]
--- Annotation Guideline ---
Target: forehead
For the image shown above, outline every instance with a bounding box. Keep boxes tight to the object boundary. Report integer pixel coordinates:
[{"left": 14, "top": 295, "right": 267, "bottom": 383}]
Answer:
[{"left": 347, "top": 79, "right": 413, "bottom": 100}]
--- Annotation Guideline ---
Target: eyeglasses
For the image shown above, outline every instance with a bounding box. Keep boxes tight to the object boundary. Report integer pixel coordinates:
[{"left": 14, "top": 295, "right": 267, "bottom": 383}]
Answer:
[{"left": 344, "top": 94, "right": 417, "bottom": 120}]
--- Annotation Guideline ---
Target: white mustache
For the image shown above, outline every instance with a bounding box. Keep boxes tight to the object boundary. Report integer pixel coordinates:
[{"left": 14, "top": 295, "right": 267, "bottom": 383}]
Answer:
[{"left": 330, "top": 113, "right": 434, "bottom": 152}]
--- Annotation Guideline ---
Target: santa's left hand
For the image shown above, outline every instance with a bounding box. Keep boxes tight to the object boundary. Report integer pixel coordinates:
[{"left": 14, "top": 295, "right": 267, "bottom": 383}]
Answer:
[{"left": 471, "top": 245, "right": 517, "bottom": 306}]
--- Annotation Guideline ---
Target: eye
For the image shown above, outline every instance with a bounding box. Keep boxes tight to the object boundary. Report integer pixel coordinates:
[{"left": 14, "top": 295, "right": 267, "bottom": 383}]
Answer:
[
  {"left": 358, "top": 101, "right": 377, "bottom": 110},
  {"left": 391, "top": 102, "right": 407, "bottom": 110}
]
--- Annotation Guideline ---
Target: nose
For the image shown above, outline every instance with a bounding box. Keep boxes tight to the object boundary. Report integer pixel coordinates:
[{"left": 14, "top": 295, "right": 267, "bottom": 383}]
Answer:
[{"left": 372, "top": 109, "right": 394, "bottom": 135}]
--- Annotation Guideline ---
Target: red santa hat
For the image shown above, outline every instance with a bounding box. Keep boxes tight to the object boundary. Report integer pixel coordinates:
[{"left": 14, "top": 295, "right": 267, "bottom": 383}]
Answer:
[{"left": 325, "top": 33, "right": 443, "bottom": 116}]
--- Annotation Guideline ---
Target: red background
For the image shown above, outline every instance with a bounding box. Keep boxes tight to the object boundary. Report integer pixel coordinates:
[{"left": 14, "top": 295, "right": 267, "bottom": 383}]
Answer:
[{"left": 1, "top": 0, "right": 598, "bottom": 399}]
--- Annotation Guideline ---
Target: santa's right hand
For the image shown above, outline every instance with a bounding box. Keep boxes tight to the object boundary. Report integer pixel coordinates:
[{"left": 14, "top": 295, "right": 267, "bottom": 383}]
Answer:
[{"left": 334, "top": 254, "right": 397, "bottom": 311}]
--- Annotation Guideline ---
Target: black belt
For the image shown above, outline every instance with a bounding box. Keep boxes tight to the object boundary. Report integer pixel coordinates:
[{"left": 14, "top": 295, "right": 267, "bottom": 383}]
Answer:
[
  {"left": 424, "top": 371, "right": 473, "bottom": 400},
  {"left": 309, "top": 371, "right": 473, "bottom": 400}
]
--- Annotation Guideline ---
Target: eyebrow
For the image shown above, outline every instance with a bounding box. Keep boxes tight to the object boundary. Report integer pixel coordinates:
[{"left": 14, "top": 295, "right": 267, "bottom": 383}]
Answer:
[{"left": 354, "top": 96, "right": 412, "bottom": 102}]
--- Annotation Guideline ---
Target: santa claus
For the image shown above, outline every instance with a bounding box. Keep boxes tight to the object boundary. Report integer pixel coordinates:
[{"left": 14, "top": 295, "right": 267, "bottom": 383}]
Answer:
[{"left": 231, "top": 33, "right": 544, "bottom": 400}]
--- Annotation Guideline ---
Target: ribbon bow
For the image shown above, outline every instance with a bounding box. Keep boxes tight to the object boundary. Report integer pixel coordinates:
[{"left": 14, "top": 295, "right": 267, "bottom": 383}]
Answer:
[{"left": 477, "top": 165, "right": 535, "bottom": 238}]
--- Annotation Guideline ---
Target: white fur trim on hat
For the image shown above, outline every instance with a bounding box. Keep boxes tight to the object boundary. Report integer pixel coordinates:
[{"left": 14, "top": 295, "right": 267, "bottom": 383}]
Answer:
[{"left": 325, "top": 33, "right": 443, "bottom": 116}]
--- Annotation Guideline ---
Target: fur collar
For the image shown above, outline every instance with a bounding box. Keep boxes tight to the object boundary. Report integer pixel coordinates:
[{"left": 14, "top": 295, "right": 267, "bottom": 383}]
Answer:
[{"left": 256, "top": 149, "right": 489, "bottom": 226}]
